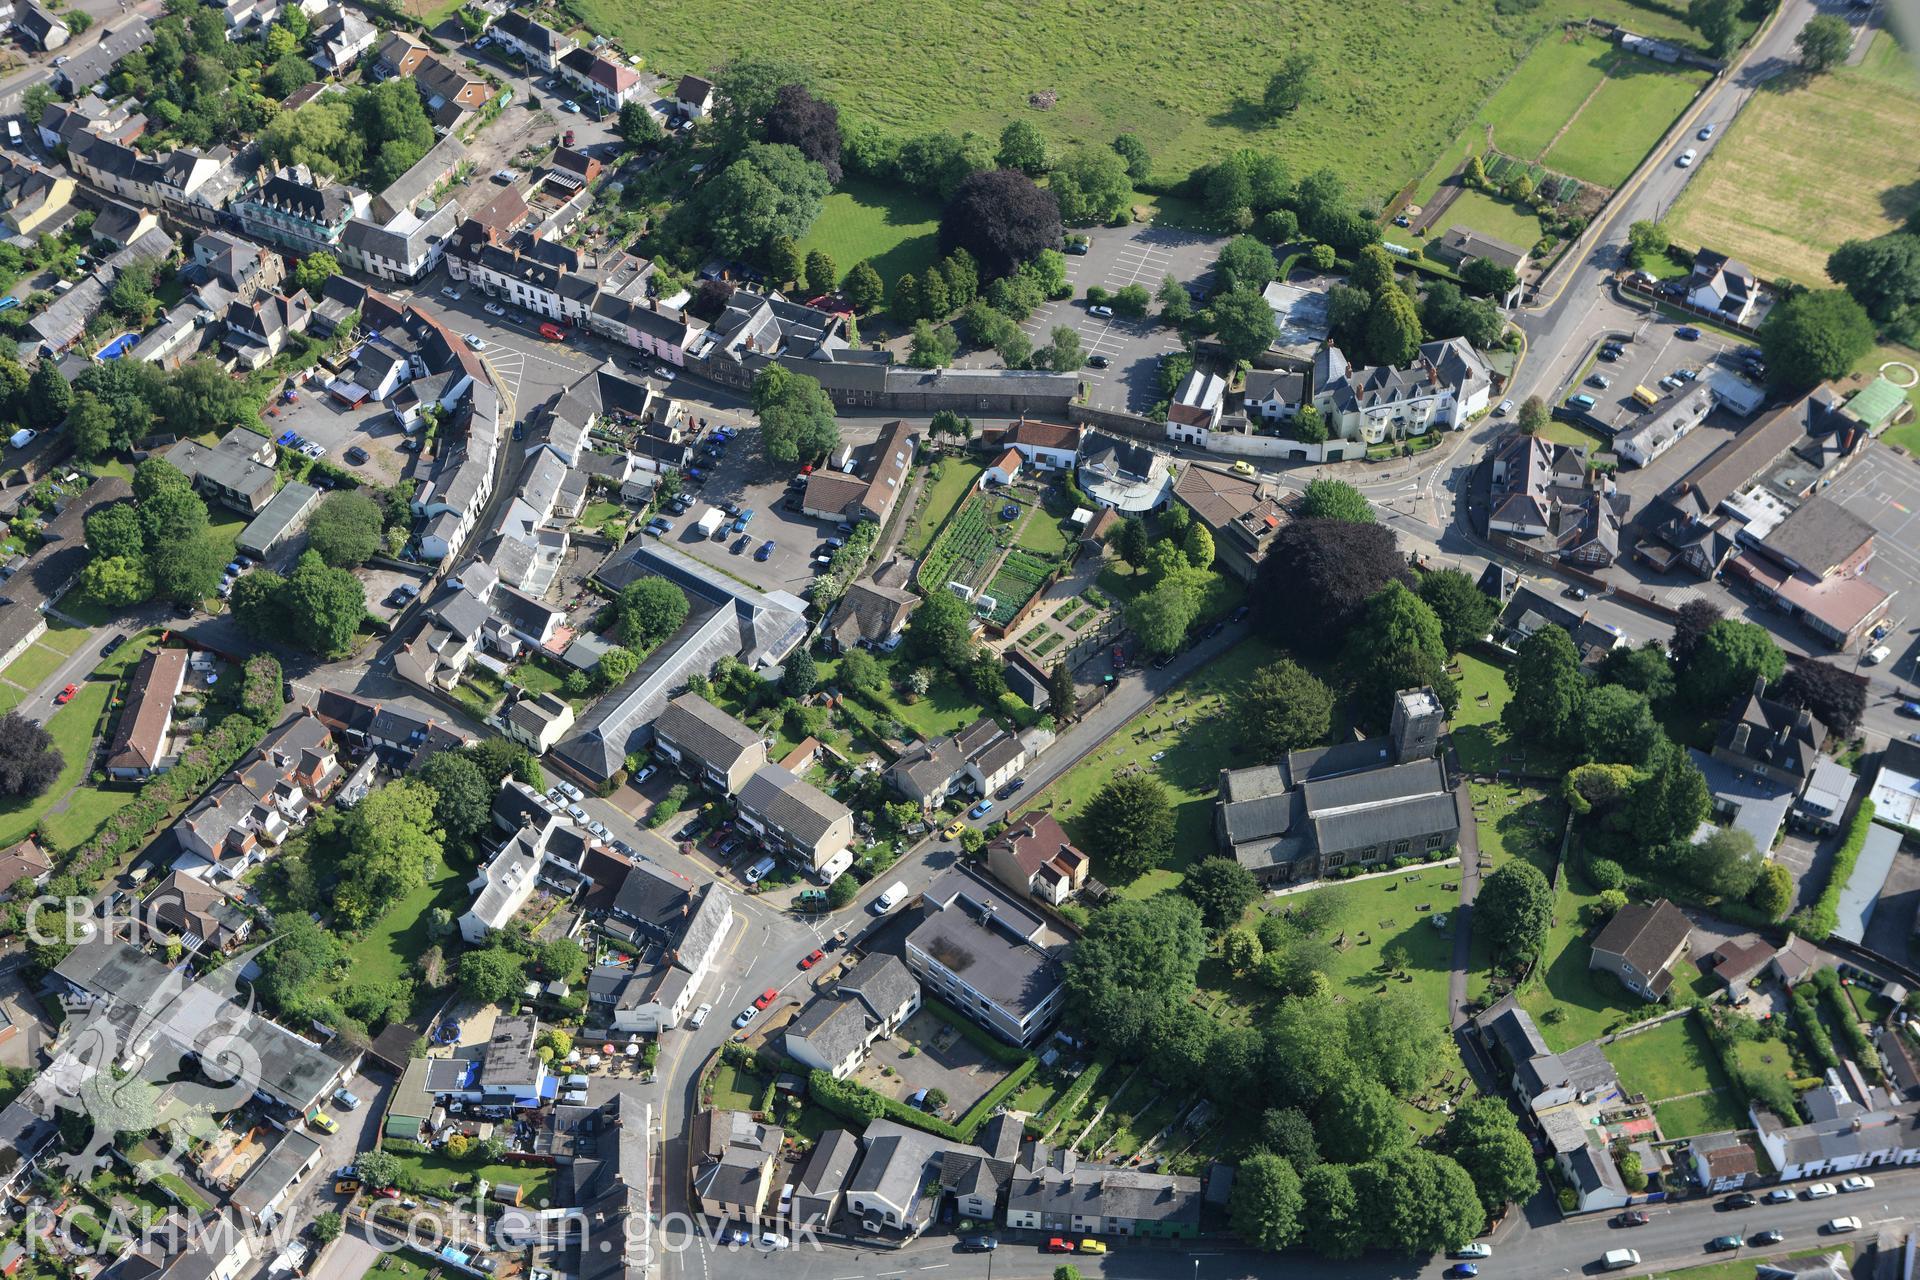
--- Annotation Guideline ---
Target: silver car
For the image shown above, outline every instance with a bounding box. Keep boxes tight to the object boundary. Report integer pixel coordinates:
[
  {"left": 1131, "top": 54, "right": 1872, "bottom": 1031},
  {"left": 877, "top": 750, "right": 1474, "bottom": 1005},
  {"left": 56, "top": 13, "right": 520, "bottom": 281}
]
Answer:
[{"left": 567, "top": 803, "right": 588, "bottom": 822}]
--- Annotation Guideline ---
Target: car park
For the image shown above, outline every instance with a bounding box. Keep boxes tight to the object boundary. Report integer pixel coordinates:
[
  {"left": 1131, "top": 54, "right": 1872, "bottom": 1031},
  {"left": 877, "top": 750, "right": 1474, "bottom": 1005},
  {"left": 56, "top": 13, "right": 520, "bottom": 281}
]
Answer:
[
  {"left": 344, "top": 446, "right": 369, "bottom": 465},
  {"left": 1088, "top": 354, "right": 1110, "bottom": 368},
  {"left": 1676, "top": 326, "right": 1701, "bottom": 340},
  {"left": 1587, "top": 373, "right": 1612, "bottom": 389},
  {"left": 755, "top": 539, "right": 775, "bottom": 561},
  {"left": 731, "top": 533, "right": 752, "bottom": 555},
  {"left": 1088, "top": 304, "right": 1114, "bottom": 318},
  {"left": 1444, "top": 1267, "right": 1478, "bottom": 1280}
]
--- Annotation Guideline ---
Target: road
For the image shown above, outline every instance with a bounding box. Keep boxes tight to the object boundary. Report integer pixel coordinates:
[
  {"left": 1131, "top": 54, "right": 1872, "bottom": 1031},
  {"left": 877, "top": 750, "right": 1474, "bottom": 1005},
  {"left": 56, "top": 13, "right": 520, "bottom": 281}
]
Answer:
[{"left": 684, "top": 1167, "right": 1917, "bottom": 1280}]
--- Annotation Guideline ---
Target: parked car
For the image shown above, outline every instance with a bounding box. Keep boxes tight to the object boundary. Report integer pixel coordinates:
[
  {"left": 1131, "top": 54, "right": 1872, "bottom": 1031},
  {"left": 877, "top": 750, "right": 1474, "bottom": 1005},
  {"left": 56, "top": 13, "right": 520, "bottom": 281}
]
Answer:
[
  {"left": 1613, "top": 1211, "right": 1650, "bottom": 1228},
  {"left": 344, "top": 446, "right": 369, "bottom": 465},
  {"left": 1076, "top": 1241, "right": 1107, "bottom": 1255},
  {"left": 1825, "top": 1218, "right": 1862, "bottom": 1235},
  {"left": 1751, "top": 1231, "right": 1784, "bottom": 1246},
  {"left": 1444, "top": 1267, "right": 1479, "bottom": 1280},
  {"left": 1763, "top": 1189, "right": 1794, "bottom": 1204},
  {"left": 733, "top": 1007, "right": 756, "bottom": 1028},
  {"left": 1676, "top": 326, "right": 1701, "bottom": 340},
  {"left": 1495, "top": 398, "right": 1514, "bottom": 416},
  {"left": 1043, "top": 1240, "right": 1074, "bottom": 1254},
  {"left": 1708, "top": 1235, "right": 1745, "bottom": 1252},
  {"left": 463, "top": 333, "right": 487, "bottom": 350},
  {"left": 1452, "top": 1245, "right": 1493, "bottom": 1260},
  {"left": 799, "top": 949, "right": 823, "bottom": 969},
  {"left": 1088, "top": 304, "right": 1114, "bottom": 318},
  {"left": 968, "top": 799, "right": 994, "bottom": 820},
  {"left": 1805, "top": 1183, "right": 1838, "bottom": 1199},
  {"left": 755, "top": 539, "right": 775, "bottom": 561},
  {"left": 688, "top": 1003, "right": 712, "bottom": 1029},
  {"left": 54, "top": 684, "right": 76, "bottom": 705},
  {"left": 1724, "top": 1193, "right": 1757, "bottom": 1209},
  {"left": 101, "top": 634, "right": 127, "bottom": 656},
  {"left": 633, "top": 765, "right": 656, "bottom": 785},
  {"left": 1841, "top": 1176, "right": 1875, "bottom": 1192},
  {"left": 957, "top": 1237, "right": 997, "bottom": 1253},
  {"left": 1088, "top": 354, "right": 1110, "bottom": 368}
]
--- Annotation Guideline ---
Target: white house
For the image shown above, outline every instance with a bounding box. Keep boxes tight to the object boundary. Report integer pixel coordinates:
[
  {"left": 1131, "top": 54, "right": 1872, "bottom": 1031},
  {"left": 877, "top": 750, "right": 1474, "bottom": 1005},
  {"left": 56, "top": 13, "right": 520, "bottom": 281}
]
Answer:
[
  {"left": 459, "top": 818, "right": 556, "bottom": 943},
  {"left": 991, "top": 419, "right": 1082, "bottom": 471},
  {"left": 1164, "top": 368, "right": 1226, "bottom": 445},
  {"left": 1243, "top": 340, "right": 1491, "bottom": 446},
  {"left": 1752, "top": 1074, "right": 1920, "bottom": 1182},
  {"left": 783, "top": 955, "right": 921, "bottom": 1079},
  {"left": 983, "top": 447, "right": 1022, "bottom": 487},
  {"left": 1686, "top": 249, "right": 1761, "bottom": 327}
]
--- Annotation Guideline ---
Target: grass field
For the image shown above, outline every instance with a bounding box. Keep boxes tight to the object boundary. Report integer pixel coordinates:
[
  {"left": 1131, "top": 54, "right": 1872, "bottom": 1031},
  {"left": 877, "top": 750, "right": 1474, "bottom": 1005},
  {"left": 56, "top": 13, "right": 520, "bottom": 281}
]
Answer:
[
  {"left": 1452, "top": 651, "right": 1513, "bottom": 773},
  {"left": 1437, "top": 188, "right": 1547, "bottom": 251},
  {"left": 0, "top": 641, "right": 71, "bottom": 693},
  {"left": 562, "top": 0, "right": 1672, "bottom": 205},
  {"left": 324, "top": 844, "right": 466, "bottom": 1019},
  {"left": 1476, "top": 34, "right": 1615, "bottom": 161},
  {"left": 1606, "top": 1014, "right": 1738, "bottom": 1120},
  {"left": 1039, "top": 636, "right": 1286, "bottom": 898},
  {"left": 0, "top": 681, "right": 114, "bottom": 851},
  {"left": 1542, "top": 57, "right": 1709, "bottom": 188},
  {"left": 1669, "top": 31, "right": 1920, "bottom": 284},
  {"left": 386, "top": 1150, "right": 555, "bottom": 1206},
  {"left": 1470, "top": 781, "right": 1562, "bottom": 877},
  {"left": 796, "top": 179, "right": 942, "bottom": 289}
]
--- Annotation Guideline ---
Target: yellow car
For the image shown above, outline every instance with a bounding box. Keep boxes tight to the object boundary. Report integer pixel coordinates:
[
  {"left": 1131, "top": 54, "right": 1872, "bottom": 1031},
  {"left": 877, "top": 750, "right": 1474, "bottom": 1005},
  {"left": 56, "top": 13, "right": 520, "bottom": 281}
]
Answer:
[
  {"left": 307, "top": 1110, "right": 339, "bottom": 1135},
  {"left": 1077, "top": 1240, "right": 1108, "bottom": 1255},
  {"left": 1231, "top": 461, "right": 1256, "bottom": 478},
  {"left": 942, "top": 819, "right": 968, "bottom": 841}
]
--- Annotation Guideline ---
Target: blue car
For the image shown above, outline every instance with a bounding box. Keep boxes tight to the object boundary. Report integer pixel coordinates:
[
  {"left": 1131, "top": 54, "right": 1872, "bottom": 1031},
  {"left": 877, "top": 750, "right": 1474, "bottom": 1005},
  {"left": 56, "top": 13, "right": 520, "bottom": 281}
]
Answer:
[
  {"left": 754, "top": 540, "right": 775, "bottom": 561},
  {"left": 1445, "top": 1267, "right": 1478, "bottom": 1280},
  {"left": 1676, "top": 325, "right": 1701, "bottom": 340},
  {"left": 0, "top": 297, "right": 19, "bottom": 312},
  {"left": 968, "top": 799, "right": 994, "bottom": 820}
]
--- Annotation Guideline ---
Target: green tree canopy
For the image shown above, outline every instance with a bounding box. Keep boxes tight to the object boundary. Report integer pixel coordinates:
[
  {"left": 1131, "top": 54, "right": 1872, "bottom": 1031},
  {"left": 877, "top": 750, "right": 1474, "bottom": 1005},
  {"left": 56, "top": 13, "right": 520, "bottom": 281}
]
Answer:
[
  {"left": 1503, "top": 625, "right": 1585, "bottom": 746},
  {"left": 1083, "top": 773, "right": 1175, "bottom": 880},
  {"left": 1576, "top": 684, "right": 1663, "bottom": 767},
  {"left": 699, "top": 143, "right": 832, "bottom": 258},
  {"left": 1688, "top": 618, "right": 1786, "bottom": 709},
  {"left": 458, "top": 946, "right": 526, "bottom": 1003},
  {"left": 1211, "top": 288, "right": 1280, "bottom": 363},
  {"left": 1442, "top": 1096, "right": 1540, "bottom": 1214},
  {"left": 1478, "top": 860, "right": 1552, "bottom": 968},
  {"left": 307, "top": 490, "right": 384, "bottom": 568},
  {"left": 751, "top": 365, "right": 841, "bottom": 463},
  {"left": 419, "top": 751, "right": 492, "bottom": 848},
  {"left": 1299, "top": 478, "right": 1374, "bottom": 523},
  {"left": 1316, "top": 1076, "right": 1409, "bottom": 1163},
  {"left": 1230, "top": 1154, "right": 1304, "bottom": 1250},
  {"left": 1063, "top": 894, "right": 1206, "bottom": 1057},
  {"left": 1182, "top": 857, "right": 1259, "bottom": 932},
  {"left": 619, "top": 578, "right": 692, "bottom": 649},
  {"left": 906, "top": 589, "right": 974, "bottom": 669},
  {"left": 1758, "top": 288, "right": 1875, "bottom": 389},
  {"left": 1797, "top": 13, "right": 1852, "bottom": 70},
  {"left": 1262, "top": 51, "right": 1316, "bottom": 117},
  {"left": 1236, "top": 658, "right": 1333, "bottom": 757},
  {"left": 1418, "top": 568, "right": 1497, "bottom": 652}
]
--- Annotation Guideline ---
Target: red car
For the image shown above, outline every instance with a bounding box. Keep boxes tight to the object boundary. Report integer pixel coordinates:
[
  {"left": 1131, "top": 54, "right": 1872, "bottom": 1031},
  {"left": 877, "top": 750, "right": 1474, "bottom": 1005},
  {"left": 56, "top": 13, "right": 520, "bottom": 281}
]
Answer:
[
  {"left": 539, "top": 322, "right": 570, "bottom": 341},
  {"left": 54, "top": 684, "right": 76, "bottom": 704},
  {"left": 376, "top": 1187, "right": 400, "bottom": 1199},
  {"left": 1044, "top": 1239, "right": 1073, "bottom": 1253},
  {"left": 799, "top": 949, "right": 824, "bottom": 970},
  {"left": 753, "top": 987, "right": 778, "bottom": 1009}
]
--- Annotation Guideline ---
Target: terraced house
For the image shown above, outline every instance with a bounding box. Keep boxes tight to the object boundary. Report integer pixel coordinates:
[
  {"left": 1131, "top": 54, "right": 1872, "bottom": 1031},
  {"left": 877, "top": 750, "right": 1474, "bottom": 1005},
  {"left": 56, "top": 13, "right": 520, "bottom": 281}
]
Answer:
[{"left": 234, "top": 165, "right": 369, "bottom": 256}]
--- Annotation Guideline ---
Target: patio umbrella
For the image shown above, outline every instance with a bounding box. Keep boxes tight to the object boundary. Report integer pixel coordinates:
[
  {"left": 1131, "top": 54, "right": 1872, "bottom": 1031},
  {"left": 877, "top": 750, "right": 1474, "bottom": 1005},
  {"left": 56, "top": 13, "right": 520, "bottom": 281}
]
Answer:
[
  {"left": 601, "top": 1044, "right": 613, "bottom": 1057},
  {"left": 566, "top": 1050, "right": 580, "bottom": 1064},
  {"left": 626, "top": 1043, "right": 640, "bottom": 1057}
]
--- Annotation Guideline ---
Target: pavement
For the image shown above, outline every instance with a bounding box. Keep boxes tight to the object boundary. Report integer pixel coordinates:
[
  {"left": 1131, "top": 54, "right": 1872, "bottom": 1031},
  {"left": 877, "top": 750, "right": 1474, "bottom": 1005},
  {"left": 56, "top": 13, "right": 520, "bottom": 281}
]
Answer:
[{"left": 680, "top": 1166, "right": 1918, "bottom": 1280}]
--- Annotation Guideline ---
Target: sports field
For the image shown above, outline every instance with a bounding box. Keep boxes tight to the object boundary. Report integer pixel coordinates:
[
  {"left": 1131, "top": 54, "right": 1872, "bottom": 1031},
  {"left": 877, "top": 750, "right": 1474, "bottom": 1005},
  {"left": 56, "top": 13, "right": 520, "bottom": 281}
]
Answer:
[
  {"left": 795, "top": 178, "right": 942, "bottom": 293},
  {"left": 1668, "top": 31, "right": 1920, "bottom": 284},
  {"left": 563, "top": 0, "right": 1686, "bottom": 204}
]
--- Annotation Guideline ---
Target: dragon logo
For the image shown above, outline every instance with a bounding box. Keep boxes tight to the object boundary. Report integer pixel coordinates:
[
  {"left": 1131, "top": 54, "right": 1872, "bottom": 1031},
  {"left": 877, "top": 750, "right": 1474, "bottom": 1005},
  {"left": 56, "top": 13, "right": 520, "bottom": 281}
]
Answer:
[{"left": 43, "top": 939, "right": 273, "bottom": 1190}]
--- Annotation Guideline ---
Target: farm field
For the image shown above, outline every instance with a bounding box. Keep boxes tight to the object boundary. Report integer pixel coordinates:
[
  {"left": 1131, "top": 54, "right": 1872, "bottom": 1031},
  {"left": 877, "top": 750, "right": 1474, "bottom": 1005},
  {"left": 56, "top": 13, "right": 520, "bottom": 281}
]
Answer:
[
  {"left": 561, "top": 0, "right": 1683, "bottom": 205},
  {"left": 796, "top": 179, "right": 942, "bottom": 290},
  {"left": 1474, "top": 34, "right": 1614, "bottom": 161},
  {"left": 1668, "top": 31, "right": 1920, "bottom": 284},
  {"left": 1542, "top": 57, "right": 1710, "bottom": 189}
]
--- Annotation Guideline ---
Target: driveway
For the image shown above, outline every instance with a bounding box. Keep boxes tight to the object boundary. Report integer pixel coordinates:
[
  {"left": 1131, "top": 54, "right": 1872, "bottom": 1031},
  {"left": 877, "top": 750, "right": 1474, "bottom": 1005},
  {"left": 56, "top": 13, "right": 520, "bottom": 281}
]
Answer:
[{"left": 305, "top": 1229, "right": 378, "bottom": 1280}]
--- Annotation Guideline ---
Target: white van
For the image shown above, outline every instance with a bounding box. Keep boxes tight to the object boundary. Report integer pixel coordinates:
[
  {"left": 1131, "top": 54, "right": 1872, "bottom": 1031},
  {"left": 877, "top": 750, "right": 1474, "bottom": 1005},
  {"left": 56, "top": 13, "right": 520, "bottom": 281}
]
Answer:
[
  {"left": 873, "top": 880, "right": 908, "bottom": 913},
  {"left": 1602, "top": 1249, "right": 1641, "bottom": 1271},
  {"left": 744, "top": 855, "right": 777, "bottom": 884}
]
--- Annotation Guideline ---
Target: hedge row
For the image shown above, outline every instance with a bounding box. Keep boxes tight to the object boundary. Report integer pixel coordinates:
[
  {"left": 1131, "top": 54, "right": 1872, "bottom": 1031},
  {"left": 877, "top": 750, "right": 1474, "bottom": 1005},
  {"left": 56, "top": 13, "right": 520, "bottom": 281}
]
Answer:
[
  {"left": 1026, "top": 1053, "right": 1112, "bottom": 1138},
  {"left": 808, "top": 1067, "right": 966, "bottom": 1142},
  {"left": 1811, "top": 968, "right": 1881, "bottom": 1080},
  {"left": 1700, "top": 1009, "right": 1802, "bottom": 1125},
  {"left": 952, "top": 1056, "right": 1038, "bottom": 1139},
  {"left": 919, "top": 994, "right": 1030, "bottom": 1065},
  {"left": 1789, "top": 986, "right": 1841, "bottom": 1075},
  {"left": 1796, "top": 800, "right": 1878, "bottom": 941}
]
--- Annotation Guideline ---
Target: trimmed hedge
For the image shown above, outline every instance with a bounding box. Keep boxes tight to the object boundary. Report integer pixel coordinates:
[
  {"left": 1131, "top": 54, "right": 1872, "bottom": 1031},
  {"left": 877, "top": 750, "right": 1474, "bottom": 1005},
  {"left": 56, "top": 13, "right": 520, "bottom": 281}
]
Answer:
[
  {"left": 1026, "top": 1053, "right": 1112, "bottom": 1138},
  {"left": 1795, "top": 800, "right": 1877, "bottom": 941},
  {"left": 1789, "top": 986, "right": 1841, "bottom": 1075},
  {"left": 919, "top": 994, "right": 1030, "bottom": 1065},
  {"left": 807, "top": 1054, "right": 1039, "bottom": 1144},
  {"left": 1811, "top": 967, "right": 1881, "bottom": 1081}
]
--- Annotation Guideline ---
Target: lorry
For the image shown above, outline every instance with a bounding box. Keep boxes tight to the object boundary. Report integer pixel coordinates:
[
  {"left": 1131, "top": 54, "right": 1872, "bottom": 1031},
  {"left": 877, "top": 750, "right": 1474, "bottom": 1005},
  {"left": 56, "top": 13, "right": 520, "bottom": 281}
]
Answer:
[{"left": 695, "top": 507, "right": 726, "bottom": 539}]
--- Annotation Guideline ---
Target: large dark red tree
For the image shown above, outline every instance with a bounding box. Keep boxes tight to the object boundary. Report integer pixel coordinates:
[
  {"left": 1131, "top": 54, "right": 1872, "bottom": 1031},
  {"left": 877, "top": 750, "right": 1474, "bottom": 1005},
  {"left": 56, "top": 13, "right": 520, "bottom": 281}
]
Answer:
[
  {"left": 1256, "top": 518, "right": 1414, "bottom": 655},
  {"left": 938, "top": 168, "right": 1062, "bottom": 278},
  {"left": 0, "top": 712, "right": 63, "bottom": 799},
  {"left": 763, "top": 83, "right": 843, "bottom": 183}
]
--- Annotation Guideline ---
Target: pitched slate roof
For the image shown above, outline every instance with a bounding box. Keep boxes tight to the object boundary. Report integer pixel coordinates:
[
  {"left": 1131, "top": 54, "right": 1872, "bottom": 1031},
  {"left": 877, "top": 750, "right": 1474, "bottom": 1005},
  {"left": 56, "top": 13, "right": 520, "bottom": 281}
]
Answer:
[
  {"left": 737, "top": 764, "right": 848, "bottom": 846},
  {"left": 655, "top": 692, "right": 762, "bottom": 771},
  {"left": 1591, "top": 898, "right": 1691, "bottom": 990},
  {"left": 105, "top": 647, "right": 187, "bottom": 773}
]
